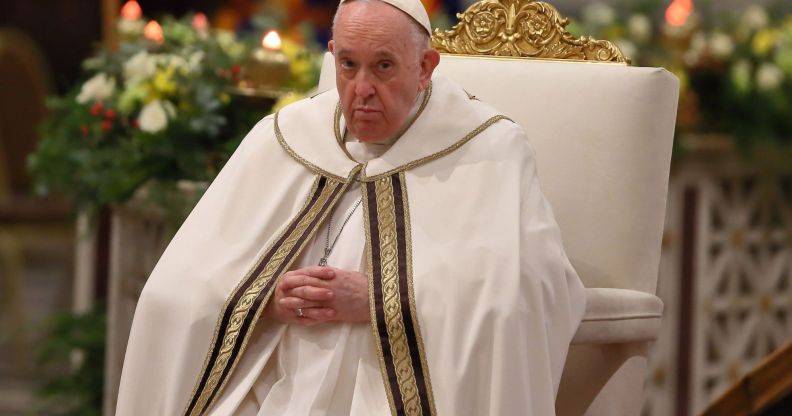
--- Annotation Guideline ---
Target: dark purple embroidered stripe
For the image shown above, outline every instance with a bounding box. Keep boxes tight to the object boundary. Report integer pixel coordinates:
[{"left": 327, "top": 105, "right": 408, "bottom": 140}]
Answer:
[
  {"left": 366, "top": 180, "right": 405, "bottom": 412},
  {"left": 201, "top": 178, "right": 346, "bottom": 409},
  {"left": 391, "top": 173, "right": 432, "bottom": 416},
  {"left": 185, "top": 177, "right": 331, "bottom": 416}
]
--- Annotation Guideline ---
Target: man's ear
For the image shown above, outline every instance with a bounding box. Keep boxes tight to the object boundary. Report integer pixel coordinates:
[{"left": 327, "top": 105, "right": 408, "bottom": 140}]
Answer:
[
  {"left": 419, "top": 48, "right": 440, "bottom": 90},
  {"left": 328, "top": 40, "right": 336, "bottom": 55}
]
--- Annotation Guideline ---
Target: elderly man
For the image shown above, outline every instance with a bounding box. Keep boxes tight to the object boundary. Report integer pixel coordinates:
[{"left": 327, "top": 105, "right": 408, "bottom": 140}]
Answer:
[{"left": 116, "top": 0, "right": 585, "bottom": 415}]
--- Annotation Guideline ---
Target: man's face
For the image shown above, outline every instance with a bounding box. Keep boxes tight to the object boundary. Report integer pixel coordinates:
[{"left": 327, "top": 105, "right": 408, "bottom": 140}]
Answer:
[{"left": 329, "top": 1, "right": 436, "bottom": 143}]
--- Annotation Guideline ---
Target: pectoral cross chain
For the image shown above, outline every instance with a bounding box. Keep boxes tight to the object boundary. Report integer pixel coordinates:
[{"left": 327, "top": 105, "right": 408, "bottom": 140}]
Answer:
[
  {"left": 318, "top": 198, "right": 363, "bottom": 267},
  {"left": 318, "top": 249, "right": 331, "bottom": 266}
]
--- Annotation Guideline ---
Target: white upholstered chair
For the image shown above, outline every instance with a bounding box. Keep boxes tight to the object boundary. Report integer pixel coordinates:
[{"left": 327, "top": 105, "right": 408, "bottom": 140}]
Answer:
[{"left": 317, "top": 1, "right": 679, "bottom": 414}]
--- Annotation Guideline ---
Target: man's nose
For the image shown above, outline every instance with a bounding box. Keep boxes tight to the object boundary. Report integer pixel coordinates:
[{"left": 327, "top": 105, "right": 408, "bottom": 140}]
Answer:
[{"left": 353, "top": 70, "right": 375, "bottom": 98}]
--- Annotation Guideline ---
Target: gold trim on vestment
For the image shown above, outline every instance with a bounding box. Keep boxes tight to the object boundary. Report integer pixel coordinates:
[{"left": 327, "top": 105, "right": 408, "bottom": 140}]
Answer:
[
  {"left": 399, "top": 171, "right": 437, "bottom": 414},
  {"left": 183, "top": 168, "right": 362, "bottom": 415},
  {"left": 362, "top": 180, "right": 399, "bottom": 415},
  {"left": 277, "top": 82, "right": 509, "bottom": 183},
  {"left": 187, "top": 178, "right": 341, "bottom": 415},
  {"left": 361, "top": 115, "right": 512, "bottom": 182},
  {"left": 364, "top": 174, "right": 436, "bottom": 416},
  {"left": 333, "top": 102, "right": 359, "bottom": 162},
  {"left": 374, "top": 176, "right": 423, "bottom": 414},
  {"left": 274, "top": 111, "right": 350, "bottom": 183},
  {"left": 181, "top": 175, "right": 323, "bottom": 414}
]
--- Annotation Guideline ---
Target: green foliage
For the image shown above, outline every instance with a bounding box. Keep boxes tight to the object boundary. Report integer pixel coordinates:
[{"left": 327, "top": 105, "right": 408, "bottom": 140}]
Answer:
[
  {"left": 32, "top": 308, "right": 106, "bottom": 416},
  {"left": 574, "top": 1, "right": 792, "bottom": 153},
  {"left": 28, "top": 14, "right": 320, "bottom": 218}
]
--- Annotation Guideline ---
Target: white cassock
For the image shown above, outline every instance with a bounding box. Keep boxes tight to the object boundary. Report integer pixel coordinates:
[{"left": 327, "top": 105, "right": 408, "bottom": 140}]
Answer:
[{"left": 115, "top": 74, "right": 586, "bottom": 416}]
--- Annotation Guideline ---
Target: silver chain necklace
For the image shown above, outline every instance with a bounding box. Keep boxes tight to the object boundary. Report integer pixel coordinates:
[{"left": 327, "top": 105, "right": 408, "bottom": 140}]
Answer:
[{"left": 318, "top": 197, "right": 363, "bottom": 266}]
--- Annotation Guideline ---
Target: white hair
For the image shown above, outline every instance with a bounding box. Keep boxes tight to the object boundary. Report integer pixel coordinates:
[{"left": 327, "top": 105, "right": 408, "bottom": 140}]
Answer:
[{"left": 332, "top": 0, "right": 430, "bottom": 59}]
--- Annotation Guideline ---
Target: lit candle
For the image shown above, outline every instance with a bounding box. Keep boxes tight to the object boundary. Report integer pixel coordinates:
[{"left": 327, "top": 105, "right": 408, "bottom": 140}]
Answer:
[
  {"left": 245, "top": 30, "right": 291, "bottom": 91},
  {"left": 120, "top": 0, "right": 142, "bottom": 21},
  {"left": 192, "top": 12, "right": 209, "bottom": 32},
  {"left": 665, "top": 0, "right": 694, "bottom": 27},
  {"left": 144, "top": 20, "right": 165, "bottom": 44},
  {"left": 118, "top": 0, "right": 145, "bottom": 39},
  {"left": 262, "top": 31, "right": 281, "bottom": 50}
]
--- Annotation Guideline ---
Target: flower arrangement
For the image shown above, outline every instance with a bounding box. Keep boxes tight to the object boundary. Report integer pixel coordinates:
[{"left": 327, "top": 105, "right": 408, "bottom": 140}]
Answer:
[
  {"left": 570, "top": 2, "right": 792, "bottom": 154},
  {"left": 686, "top": 6, "right": 792, "bottom": 151},
  {"left": 29, "top": 9, "right": 321, "bottom": 215}
]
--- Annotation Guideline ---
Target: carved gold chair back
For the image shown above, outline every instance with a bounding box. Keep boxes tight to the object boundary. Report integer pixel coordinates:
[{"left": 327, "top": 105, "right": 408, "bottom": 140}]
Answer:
[{"left": 431, "top": 0, "right": 629, "bottom": 63}]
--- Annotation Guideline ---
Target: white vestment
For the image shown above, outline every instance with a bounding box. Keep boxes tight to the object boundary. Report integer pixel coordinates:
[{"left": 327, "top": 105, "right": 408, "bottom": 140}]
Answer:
[{"left": 116, "top": 74, "right": 586, "bottom": 416}]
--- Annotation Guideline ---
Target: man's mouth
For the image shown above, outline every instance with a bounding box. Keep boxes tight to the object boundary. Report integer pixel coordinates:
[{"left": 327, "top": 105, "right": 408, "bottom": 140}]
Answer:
[
  {"left": 354, "top": 107, "right": 379, "bottom": 113},
  {"left": 353, "top": 108, "right": 382, "bottom": 121}
]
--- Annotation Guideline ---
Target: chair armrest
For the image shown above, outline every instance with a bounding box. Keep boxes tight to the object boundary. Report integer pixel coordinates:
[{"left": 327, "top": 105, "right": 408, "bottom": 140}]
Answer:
[{"left": 571, "top": 287, "right": 664, "bottom": 345}]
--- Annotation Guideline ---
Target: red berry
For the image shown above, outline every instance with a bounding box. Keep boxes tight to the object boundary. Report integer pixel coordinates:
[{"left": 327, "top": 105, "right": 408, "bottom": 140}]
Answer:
[
  {"left": 90, "top": 101, "right": 104, "bottom": 116},
  {"left": 80, "top": 125, "right": 89, "bottom": 135},
  {"left": 101, "top": 120, "right": 112, "bottom": 132},
  {"left": 131, "top": 119, "right": 139, "bottom": 129},
  {"left": 104, "top": 109, "right": 116, "bottom": 119},
  {"left": 231, "top": 64, "right": 240, "bottom": 75}
]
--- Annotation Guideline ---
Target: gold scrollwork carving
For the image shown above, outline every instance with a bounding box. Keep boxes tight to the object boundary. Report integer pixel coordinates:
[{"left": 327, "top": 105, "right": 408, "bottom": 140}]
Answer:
[{"left": 431, "top": 0, "right": 630, "bottom": 64}]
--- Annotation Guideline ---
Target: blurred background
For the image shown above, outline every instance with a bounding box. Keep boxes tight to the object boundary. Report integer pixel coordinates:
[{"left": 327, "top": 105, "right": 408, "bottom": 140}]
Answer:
[{"left": 1, "top": 0, "right": 791, "bottom": 415}]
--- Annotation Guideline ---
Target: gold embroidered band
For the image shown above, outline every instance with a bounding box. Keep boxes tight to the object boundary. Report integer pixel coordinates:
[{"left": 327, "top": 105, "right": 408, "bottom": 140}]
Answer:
[
  {"left": 183, "top": 172, "right": 356, "bottom": 416},
  {"left": 363, "top": 172, "right": 436, "bottom": 416}
]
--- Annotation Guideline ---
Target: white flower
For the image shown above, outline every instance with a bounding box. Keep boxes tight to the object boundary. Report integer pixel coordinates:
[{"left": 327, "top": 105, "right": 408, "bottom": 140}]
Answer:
[
  {"left": 187, "top": 51, "right": 205, "bottom": 72},
  {"left": 628, "top": 14, "right": 652, "bottom": 43},
  {"left": 138, "top": 100, "right": 171, "bottom": 133},
  {"left": 742, "top": 5, "right": 769, "bottom": 31},
  {"left": 615, "top": 39, "right": 637, "bottom": 61},
  {"left": 76, "top": 73, "right": 116, "bottom": 104},
  {"left": 756, "top": 63, "right": 784, "bottom": 91},
  {"left": 124, "top": 51, "right": 157, "bottom": 86},
  {"left": 160, "top": 54, "right": 188, "bottom": 70},
  {"left": 155, "top": 52, "right": 203, "bottom": 75},
  {"left": 731, "top": 60, "right": 752, "bottom": 94},
  {"left": 684, "top": 32, "right": 708, "bottom": 66},
  {"left": 690, "top": 32, "right": 707, "bottom": 53},
  {"left": 584, "top": 3, "right": 616, "bottom": 28},
  {"left": 709, "top": 32, "right": 735, "bottom": 60}
]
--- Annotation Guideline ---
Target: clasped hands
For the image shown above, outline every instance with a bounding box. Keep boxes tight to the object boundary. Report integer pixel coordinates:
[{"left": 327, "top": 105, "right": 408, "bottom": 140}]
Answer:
[{"left": 264, "top": 266, "right": 370, "bottom": 325}]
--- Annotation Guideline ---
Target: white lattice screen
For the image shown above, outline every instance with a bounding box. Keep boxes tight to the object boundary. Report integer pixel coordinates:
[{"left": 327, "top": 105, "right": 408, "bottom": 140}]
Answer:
[
  {"left": 644, "top": 160, "right": 792, "bottom": 416},
  {"left": 692, "top": 174, "right": 792, "bottom": 413}
]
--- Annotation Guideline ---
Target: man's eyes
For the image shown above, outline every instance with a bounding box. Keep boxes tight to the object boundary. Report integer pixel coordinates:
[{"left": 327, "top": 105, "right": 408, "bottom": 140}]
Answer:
[{"left": 338, "top": 59, "right": 394, "bottom": 72}]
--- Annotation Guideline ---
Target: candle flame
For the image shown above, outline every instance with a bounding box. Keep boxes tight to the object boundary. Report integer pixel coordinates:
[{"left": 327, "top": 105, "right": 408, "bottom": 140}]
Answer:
[
  {"left": 262, "top": 30, "right": 282, "bottom": 50},
  {"left": 120, "top": 0, "right": 142, "bottom": 21},
  {"left": 192, "top": 12, "right": 209, "bottom": 31},
  {"left": 665, "top": 0, "right": 694, "bottom": 27},
  {"left": 144, "top": 20, "right": 165, "bottom": 44}
]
